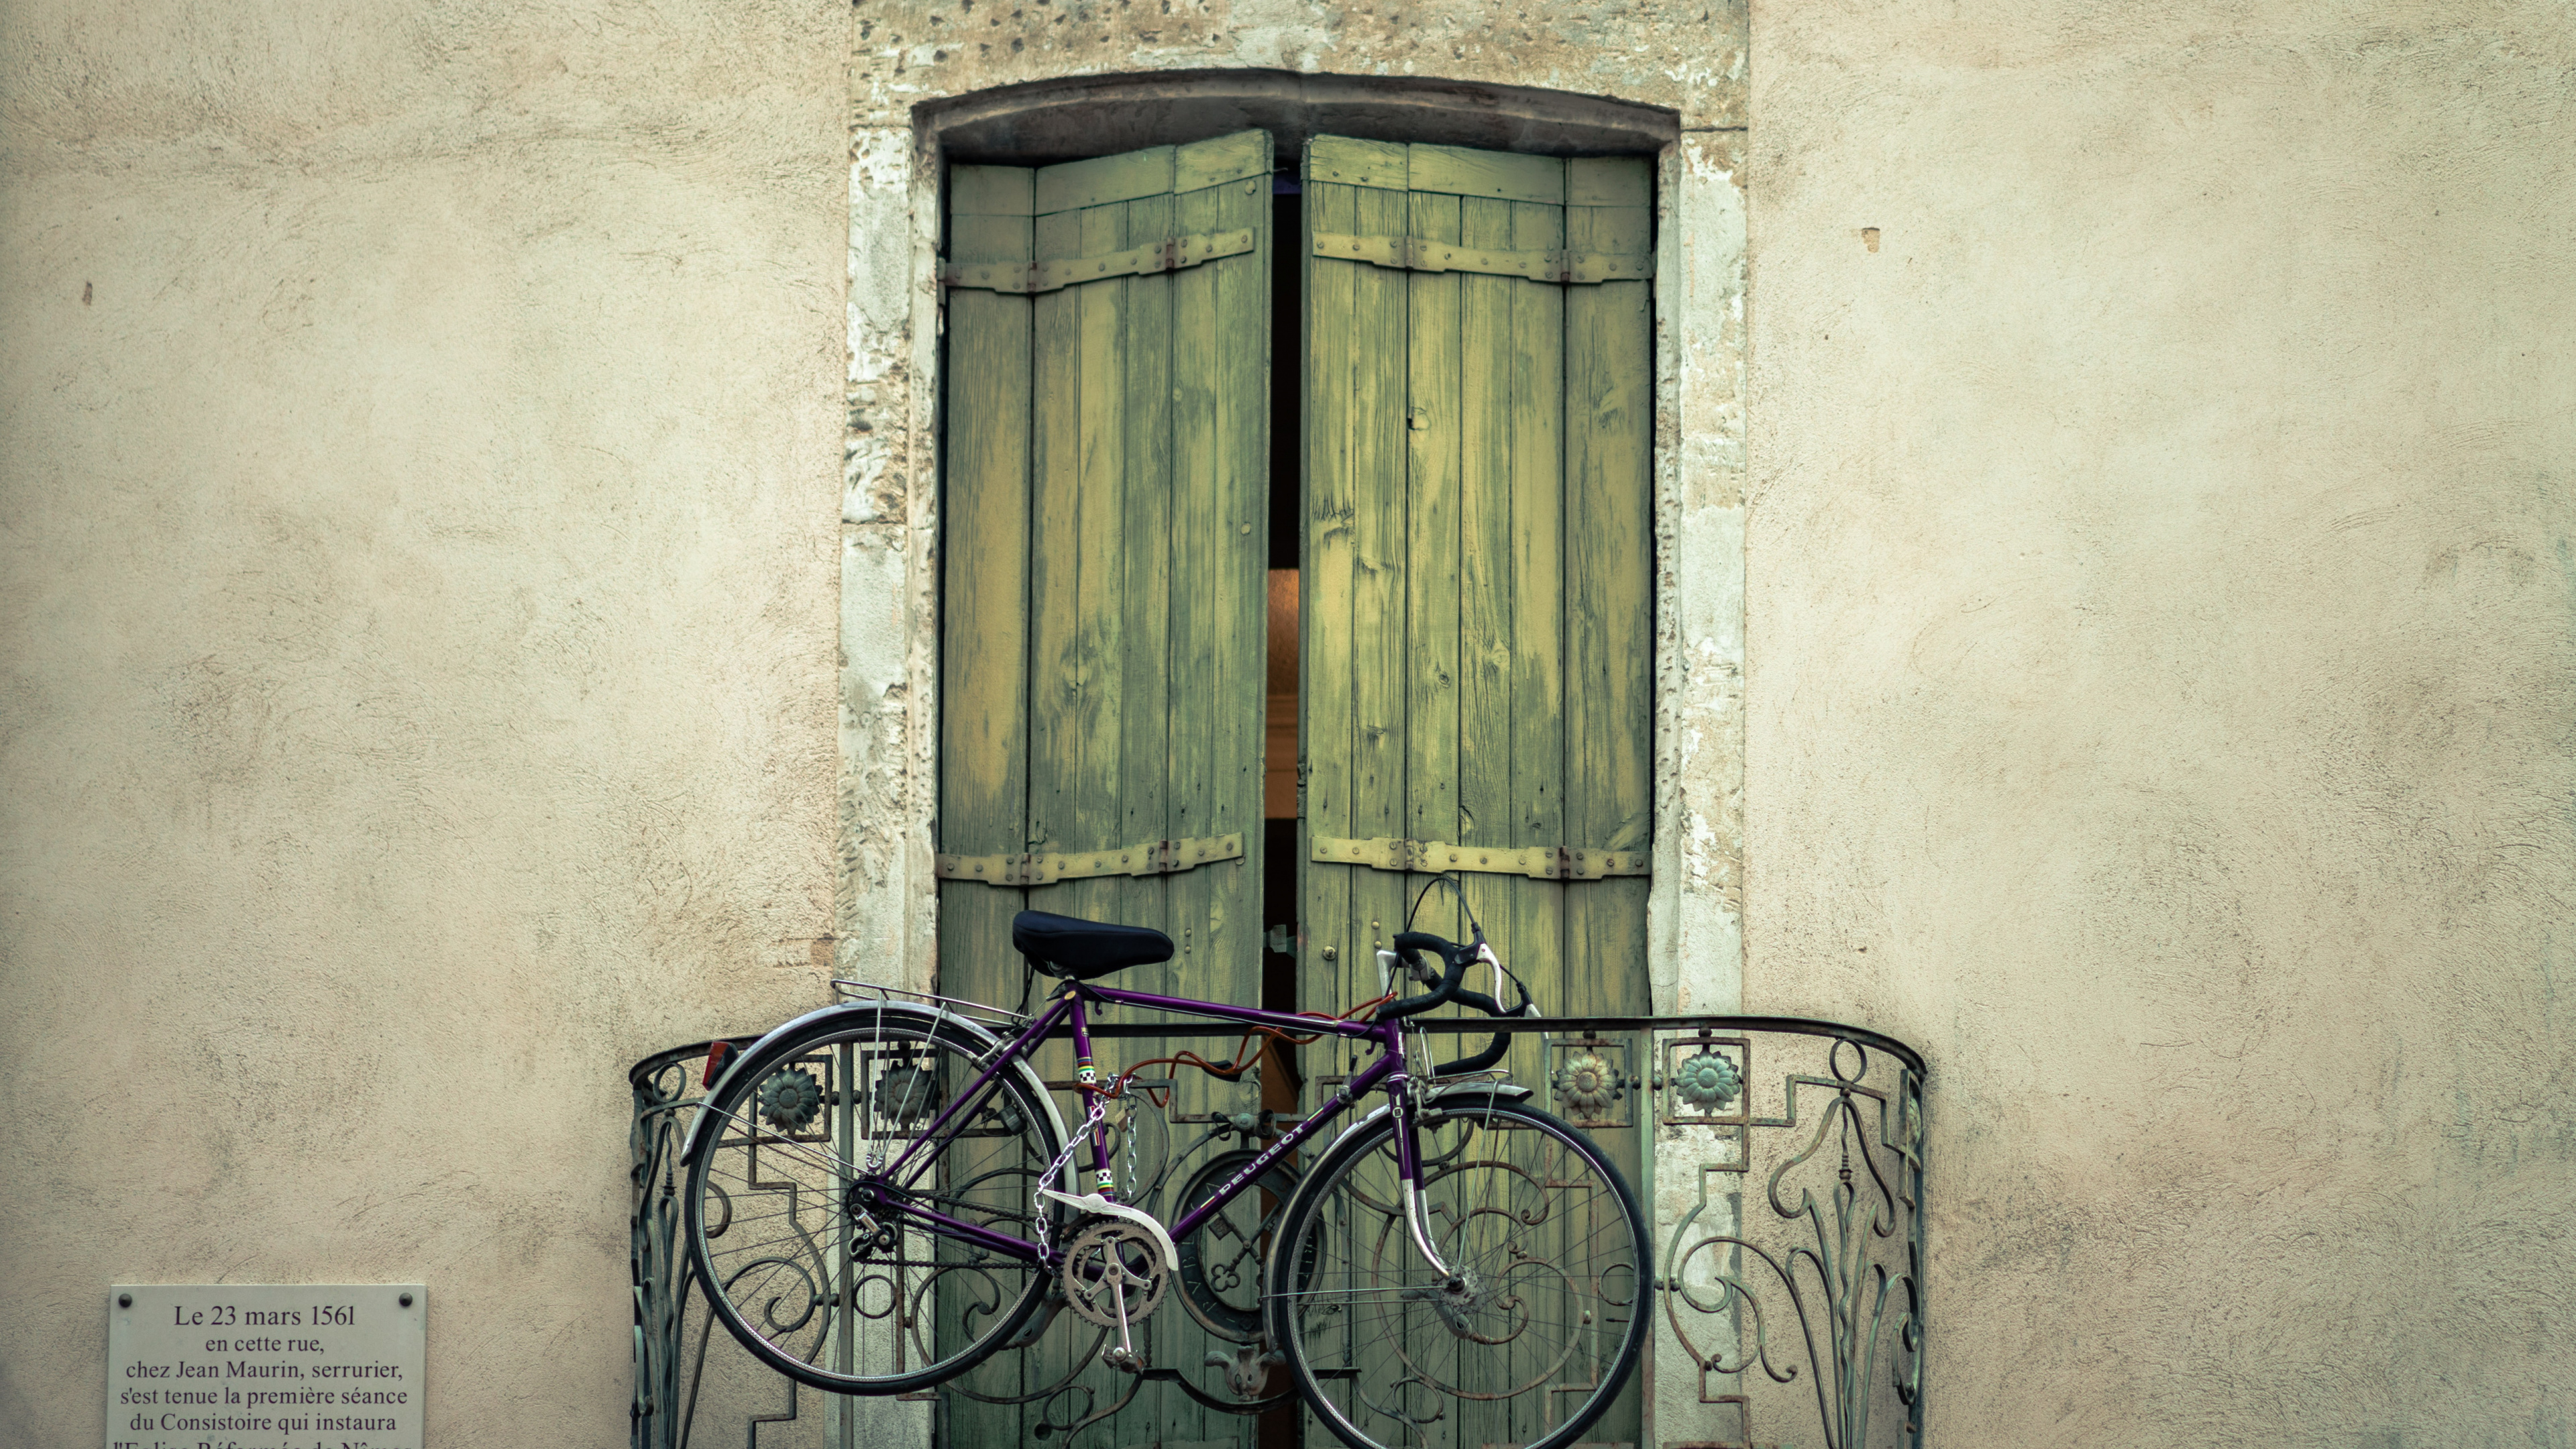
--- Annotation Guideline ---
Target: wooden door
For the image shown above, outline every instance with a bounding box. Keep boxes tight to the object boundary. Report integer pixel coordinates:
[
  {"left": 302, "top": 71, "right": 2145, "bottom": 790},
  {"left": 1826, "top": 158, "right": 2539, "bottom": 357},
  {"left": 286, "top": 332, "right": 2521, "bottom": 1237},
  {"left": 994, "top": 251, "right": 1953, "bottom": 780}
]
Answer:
[
  {"left": 940, "top": 129, "right": 1271, "bottom": 1009},
  {"left": 1300, "top": 134, "right": 1654, "bottom": 1033},
  {"left": 938, "top": 129, "right": 1273, "bottom": 1448},
  {"left": 1299, "top": 134, "right": 1656, "bottom": 1448}
]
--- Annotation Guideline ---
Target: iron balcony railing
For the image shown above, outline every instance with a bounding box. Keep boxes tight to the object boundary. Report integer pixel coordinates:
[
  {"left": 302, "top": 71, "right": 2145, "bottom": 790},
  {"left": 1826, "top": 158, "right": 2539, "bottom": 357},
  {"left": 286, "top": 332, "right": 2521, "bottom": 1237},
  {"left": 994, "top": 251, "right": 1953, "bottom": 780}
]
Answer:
[{"left": 632, "top": 1011, "right": 1925, "bottom": 1449}]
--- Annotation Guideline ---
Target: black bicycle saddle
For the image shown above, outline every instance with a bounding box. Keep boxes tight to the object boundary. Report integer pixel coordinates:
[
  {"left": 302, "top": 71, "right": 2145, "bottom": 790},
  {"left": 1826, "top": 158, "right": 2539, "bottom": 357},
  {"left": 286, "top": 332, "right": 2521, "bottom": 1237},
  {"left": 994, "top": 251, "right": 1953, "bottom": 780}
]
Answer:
[{"left": 1012, "top": 910, "right": 1176, "bottom": 979}]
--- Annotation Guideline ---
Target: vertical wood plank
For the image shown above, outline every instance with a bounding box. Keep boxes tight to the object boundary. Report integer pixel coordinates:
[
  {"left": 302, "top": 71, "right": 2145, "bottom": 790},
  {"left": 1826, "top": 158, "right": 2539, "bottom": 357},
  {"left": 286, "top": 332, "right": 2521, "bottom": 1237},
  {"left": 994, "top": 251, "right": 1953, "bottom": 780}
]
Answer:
[
  {"left": 1455, "top": 191, "right": 1519, "bottom": 975},
  {"left": 1119, "top": 184, "right": 1175, "bottom": 1001},
  {"left": 1506, "top": 187, "right": 1568, "bottom": 1046},
  {"left": 938, "top": 188, "right": 1034, "bottom": 1014},
  {"left": 1301, "top": 170, "right": 1360, "bottom": 1040},
  {"left": 1027, "top": 198, "right": 1085, "bottom": 921},
  {"left": 1062, "top": 196, "right": 1133, "bottom": 936},
  {"left": 1404, "top": 187, "right": 1464, "bottom": 943},
  {"left": 1564, "top": 158, "right": 1654, "bottom": 1023},
  {"left": 935, "top": 174, "right": 1032, "bottom": 1449},
  {"left": 1159, "top": 164, "right": 1219, "bottom": 1449},
  {"left": 1345, "top": 172, "right": 1412, "bottom": 1029},
  {"left": 1169, "top": 169, "right": 1223, "bottom": 1056},
  {"left": 1209, "top": 153, "right": 1269, "bottom": 1039}
]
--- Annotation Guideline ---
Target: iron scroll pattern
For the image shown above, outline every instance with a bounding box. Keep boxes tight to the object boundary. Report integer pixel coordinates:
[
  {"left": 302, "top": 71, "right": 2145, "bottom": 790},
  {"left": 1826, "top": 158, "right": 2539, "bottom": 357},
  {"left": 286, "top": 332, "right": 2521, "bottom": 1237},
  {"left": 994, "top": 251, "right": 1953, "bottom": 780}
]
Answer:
[
  {"left": 634, "top": 1037, "right": 814, "bottom": 1449},
  {"left": 1655, "top": 1027, "right": 1927, "bottom": 1449},
  {"left": 631, "top": 1016, "right": 1927, "bottom": 1449}
]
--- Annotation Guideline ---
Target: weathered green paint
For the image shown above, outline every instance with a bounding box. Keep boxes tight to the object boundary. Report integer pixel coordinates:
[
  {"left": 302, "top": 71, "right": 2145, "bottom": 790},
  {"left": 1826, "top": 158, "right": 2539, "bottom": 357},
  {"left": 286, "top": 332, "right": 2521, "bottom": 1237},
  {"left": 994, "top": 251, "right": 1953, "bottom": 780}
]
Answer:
[
  {"left": 939, "top": 168, "right": 1034, "bottom": 1055},
  {"left": 938, "top": 131, "right": 1271, "bottom": 1449},
  {"left": 1300, "top": 134, "right": 1651, "bottom": 1013},
  {"left": 1563, "top": 156, "right": 1655, "bottom": 1024},
  {"left": 937, "top": 164, "right": 1039, "bottom": 1440},
  {"left": 1301, "top": 136, "right": 1654, "bottom": 1446},
  {"left": 947, "top": 130, "right": 1642, "bottom": 1447}
]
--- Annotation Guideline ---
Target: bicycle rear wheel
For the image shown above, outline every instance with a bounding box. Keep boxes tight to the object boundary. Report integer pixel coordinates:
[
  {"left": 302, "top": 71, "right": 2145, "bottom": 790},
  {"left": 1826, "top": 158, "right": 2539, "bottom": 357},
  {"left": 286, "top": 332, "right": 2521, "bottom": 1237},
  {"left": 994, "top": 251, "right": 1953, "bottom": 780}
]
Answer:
[
  {"left": 1264, "top": 1093, "right": 1650, "bottom": 1449},
  {"left": 682, "top": 1007, "right": 1064, "bottom": 1395}
]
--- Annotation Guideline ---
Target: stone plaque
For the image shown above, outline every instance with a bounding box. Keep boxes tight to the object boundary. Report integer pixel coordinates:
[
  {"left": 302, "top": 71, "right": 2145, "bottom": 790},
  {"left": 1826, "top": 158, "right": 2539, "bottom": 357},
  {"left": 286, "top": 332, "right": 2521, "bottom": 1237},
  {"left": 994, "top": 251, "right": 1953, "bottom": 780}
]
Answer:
[{"left": 108, "top": 1284, "right": 425, "bottom": 1449}]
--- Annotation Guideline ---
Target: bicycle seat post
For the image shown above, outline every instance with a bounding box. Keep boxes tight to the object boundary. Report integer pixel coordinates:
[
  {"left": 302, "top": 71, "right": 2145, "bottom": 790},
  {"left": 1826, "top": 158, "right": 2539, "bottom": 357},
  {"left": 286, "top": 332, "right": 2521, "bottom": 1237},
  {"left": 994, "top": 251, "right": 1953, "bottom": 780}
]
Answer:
[{"left": 1065, "top": 989, "right": 1117, "bottom": 1199}]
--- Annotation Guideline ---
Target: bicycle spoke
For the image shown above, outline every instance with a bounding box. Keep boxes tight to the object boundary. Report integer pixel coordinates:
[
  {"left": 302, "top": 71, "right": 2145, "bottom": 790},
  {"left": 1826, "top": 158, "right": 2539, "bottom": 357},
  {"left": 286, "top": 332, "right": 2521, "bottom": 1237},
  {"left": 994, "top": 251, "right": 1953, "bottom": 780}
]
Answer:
[
  {"left": 686, "top": 1015, "right": 1060, "bottom": 1396},
  {"left": 1274, "top": 1098, "right": 1647, "bottom": 1449}
]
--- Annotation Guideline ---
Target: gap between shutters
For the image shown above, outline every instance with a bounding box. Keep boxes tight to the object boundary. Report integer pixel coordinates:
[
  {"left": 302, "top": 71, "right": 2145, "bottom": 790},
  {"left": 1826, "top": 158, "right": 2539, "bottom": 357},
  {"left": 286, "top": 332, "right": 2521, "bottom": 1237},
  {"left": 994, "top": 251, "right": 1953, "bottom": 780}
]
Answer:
[{"left": 1309, "top": 835, "right": 1648, "bottom": 880}]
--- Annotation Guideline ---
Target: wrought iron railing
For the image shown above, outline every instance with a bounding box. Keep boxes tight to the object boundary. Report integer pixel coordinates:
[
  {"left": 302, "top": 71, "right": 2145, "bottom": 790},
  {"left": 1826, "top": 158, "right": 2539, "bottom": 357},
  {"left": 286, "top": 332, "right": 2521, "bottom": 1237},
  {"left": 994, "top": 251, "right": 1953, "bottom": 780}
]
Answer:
[{"left": 631, "top": 1014, "right": 1925, "bottom": 1449}]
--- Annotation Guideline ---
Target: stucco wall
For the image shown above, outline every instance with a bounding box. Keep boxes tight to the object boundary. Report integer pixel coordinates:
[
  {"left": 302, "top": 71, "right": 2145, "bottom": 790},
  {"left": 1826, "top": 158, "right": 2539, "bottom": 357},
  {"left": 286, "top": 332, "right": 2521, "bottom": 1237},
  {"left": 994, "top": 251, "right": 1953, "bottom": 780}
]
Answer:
[
  {"left": 0, "top": 2, "right": 850, "bottom": 1443},
  {"left": 1746, "top": 3, "right": 2576, "bottom": 1445},
  {"left": 4, "top": 1, "right": 2571, "bottom": 1446}
]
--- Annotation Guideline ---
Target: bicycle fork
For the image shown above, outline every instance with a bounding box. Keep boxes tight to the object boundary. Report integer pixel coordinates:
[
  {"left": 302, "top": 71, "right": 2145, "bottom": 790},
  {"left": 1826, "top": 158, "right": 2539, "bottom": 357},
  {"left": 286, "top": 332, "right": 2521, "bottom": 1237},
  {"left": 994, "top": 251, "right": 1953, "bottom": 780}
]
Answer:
[{"left": 1391, "top": 1080, "right": 1458, "bottom": 1283}]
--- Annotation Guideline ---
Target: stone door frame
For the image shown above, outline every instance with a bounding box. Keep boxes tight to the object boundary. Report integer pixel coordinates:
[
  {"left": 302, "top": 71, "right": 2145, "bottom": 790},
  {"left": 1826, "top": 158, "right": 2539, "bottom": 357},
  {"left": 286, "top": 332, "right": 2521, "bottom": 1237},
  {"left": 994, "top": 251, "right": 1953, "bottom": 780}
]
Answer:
[{"left": 843, "top": 70, "right": 1742, "bottom": 1025}]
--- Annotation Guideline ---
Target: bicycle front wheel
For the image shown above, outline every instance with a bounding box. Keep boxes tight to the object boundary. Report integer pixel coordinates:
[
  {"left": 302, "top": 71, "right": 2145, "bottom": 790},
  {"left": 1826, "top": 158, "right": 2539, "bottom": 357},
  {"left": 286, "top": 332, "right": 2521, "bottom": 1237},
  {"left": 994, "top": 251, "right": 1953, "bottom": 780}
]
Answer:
[
  {"left": 1265, "top": 1093, "right": 1650, "bottom": 1449},
  {"left": 682, "top": 1007, "right": 1063, "bottom": 1395}
]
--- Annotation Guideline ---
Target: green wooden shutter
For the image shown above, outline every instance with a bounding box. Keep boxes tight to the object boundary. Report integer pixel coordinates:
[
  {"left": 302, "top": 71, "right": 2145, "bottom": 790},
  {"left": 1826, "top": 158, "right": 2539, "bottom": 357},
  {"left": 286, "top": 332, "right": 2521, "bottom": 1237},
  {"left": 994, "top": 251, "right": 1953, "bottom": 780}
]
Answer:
[
  {"left": 1299, "top": 132, "right": 1656, "bottom": 1449},
  {"left": 938, "top": 131, "right": 1273, "bottom": 1447},
  {"left": 940, "top": 129, "right": 1271, "bottom": 1004},
  {"left": 1300, "top": 136, "right": 1654, "bottom": 1026}
]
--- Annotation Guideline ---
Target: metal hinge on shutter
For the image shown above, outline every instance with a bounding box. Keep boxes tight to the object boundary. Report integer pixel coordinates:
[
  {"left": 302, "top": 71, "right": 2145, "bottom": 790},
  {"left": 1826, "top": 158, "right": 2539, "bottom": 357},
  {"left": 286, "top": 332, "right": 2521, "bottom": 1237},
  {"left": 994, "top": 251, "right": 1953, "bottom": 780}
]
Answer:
[
  {"left": 1309, "top": 835, "right": 1648, "bottom": 881},
  {"left": 1308, "top": 232, "right": 1653, "bottom": 284},
  {"left": 937, "top": 833, "right": 1246, "bottom": 887},
  {"left": 940, "top": 229, "right": 1258, "bottom": 296}
]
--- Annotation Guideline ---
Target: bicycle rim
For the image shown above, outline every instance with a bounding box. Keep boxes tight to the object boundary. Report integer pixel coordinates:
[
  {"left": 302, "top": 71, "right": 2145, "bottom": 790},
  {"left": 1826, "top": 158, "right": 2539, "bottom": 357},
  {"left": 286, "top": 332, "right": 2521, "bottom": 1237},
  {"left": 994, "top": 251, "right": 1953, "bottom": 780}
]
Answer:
[
  {"left": 683, "top": 1012, "right": 1063, "bottom": 1395},
  {"left": 1265, "top": 1096, "right": 1651, "bottom": 1449}
]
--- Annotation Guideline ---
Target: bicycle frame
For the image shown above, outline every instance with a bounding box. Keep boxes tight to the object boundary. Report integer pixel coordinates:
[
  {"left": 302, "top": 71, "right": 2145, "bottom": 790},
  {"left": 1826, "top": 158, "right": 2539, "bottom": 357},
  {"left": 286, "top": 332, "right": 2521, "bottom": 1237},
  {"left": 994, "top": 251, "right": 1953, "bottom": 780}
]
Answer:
[{"left": 868, "top": 980, "right": 1414, "bottom": 1267}]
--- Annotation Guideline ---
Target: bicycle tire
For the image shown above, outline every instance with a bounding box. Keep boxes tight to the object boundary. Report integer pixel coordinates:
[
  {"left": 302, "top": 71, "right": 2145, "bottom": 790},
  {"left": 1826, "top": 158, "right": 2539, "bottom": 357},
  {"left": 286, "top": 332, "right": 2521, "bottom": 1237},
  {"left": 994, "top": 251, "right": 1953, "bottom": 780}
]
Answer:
[
  {"left": 683, "top": 1007, "right": 1065, "bottom": 1395},
  {"left": 1263, "top": 1093, "right": 1651, "bottom": 1449}
]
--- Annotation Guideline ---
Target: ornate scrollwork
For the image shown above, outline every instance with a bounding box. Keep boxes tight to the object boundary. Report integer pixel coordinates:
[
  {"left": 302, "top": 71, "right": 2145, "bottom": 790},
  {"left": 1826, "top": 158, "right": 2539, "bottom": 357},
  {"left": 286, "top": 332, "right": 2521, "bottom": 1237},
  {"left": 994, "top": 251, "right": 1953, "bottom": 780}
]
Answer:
[
  {"left": 629, "top": 1038, "right": 805, "bottom": 1449},
  {"left": 1658, "top": 1034, "right": 1926, "bottom": 1449},
  {"left": 633, "top": 1020, "right": 1925, "bottom": 1449}
]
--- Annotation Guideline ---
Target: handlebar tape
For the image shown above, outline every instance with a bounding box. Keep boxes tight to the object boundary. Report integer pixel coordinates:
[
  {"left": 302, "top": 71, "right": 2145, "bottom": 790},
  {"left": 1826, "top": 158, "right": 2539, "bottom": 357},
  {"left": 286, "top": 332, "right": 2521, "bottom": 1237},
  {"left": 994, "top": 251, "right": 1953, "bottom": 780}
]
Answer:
[
  {"left": 1376, "top": 932, "right": 1477, "bottom": 1021},
  {"left": 1377, "top": 932, "right": 1538, "bottom": 1076}
]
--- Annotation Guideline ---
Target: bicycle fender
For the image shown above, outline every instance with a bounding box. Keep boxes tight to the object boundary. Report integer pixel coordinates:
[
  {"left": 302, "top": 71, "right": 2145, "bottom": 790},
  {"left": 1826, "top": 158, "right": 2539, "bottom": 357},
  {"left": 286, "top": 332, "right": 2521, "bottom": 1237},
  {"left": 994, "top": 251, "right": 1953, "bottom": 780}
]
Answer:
[
  {"left": 1038, "top": 1190, "right": 1181, "bottom": 1273},
  {"left": 678, "top": 1000, "right": 1071, "bottom": 1179}
]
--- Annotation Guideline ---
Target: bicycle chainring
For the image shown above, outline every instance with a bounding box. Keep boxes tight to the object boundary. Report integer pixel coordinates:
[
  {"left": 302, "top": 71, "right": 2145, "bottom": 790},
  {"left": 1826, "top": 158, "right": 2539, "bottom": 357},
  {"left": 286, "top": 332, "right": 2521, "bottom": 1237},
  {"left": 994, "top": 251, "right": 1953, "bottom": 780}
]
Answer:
[{"left": 1059, "top": 1218, "right": 1170, "bottom": 1331}]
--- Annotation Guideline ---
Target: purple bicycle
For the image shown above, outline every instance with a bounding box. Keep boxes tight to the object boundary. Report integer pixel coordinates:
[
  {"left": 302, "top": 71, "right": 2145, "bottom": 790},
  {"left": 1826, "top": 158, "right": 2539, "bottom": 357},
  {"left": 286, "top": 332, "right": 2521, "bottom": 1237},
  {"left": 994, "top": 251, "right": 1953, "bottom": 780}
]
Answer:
[{"left": 680, "top": 905, "right": 1649, "bottom": 1449}]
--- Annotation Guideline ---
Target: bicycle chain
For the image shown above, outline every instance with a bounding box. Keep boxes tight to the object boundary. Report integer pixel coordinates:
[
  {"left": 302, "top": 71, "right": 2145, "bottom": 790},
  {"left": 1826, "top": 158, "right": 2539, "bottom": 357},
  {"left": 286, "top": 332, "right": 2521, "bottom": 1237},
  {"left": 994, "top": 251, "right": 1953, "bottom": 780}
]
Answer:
[
  {"left": 1124, "top": 1096, "right": 1141, "bottom": 1197},
  {"left": 1033, "top": 1094, "right": 1109, "bottom": 1228}
]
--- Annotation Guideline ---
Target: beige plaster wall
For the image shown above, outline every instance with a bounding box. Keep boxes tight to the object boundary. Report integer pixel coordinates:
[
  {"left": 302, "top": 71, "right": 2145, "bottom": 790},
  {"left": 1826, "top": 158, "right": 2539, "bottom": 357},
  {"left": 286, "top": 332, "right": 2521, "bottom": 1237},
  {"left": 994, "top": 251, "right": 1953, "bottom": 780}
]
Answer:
[
  {"left": 1746, "top": 3, "right": 2576, "bottom": 1444},
  {"left": 0, "top": 2, "right": 851, "bottom": 1442},
  {"left": 6, "top": 0, "right": 2571, "bottom": 1444}
]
